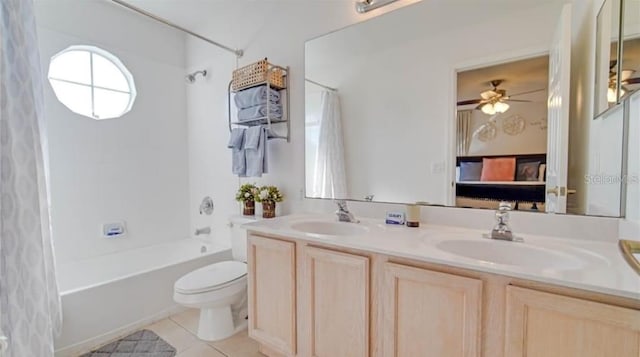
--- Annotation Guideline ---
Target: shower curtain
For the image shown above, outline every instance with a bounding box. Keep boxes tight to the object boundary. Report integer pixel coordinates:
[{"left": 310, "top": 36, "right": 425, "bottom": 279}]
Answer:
[
  {"left": 0, "top": 0, "right": 62, "bottom": 356},
  {"left": 312, "top": 91, "right": 348, "bottom": 199}
]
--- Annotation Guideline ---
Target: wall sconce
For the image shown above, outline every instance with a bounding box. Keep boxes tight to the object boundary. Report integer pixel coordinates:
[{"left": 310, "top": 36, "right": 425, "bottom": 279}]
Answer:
[{"left": 355, "top": 0, "right": 401, "bottom": 13}]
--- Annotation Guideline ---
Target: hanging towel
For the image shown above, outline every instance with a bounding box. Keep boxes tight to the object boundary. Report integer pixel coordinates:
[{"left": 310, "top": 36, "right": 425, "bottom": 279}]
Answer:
[
  {"left": 244, "top": 126, "right": 269, "bottom": 177},
  {"left": 228, "top": 128, "right": 246, "bottom": 175},
  {"left": 238, "top": 104, "right": 283, "bottom": 122},
  {"left": 234, "top": 86, "right": 281, "bottom": 109}
]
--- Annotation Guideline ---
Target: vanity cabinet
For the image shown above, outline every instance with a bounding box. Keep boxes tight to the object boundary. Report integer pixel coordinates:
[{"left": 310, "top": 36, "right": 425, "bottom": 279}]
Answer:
[
  {"left": 247, "top": 233, "right": 640, "bottom": 357},
  {"left": 247, "top": 235, "right": 297, "bottom": 356},
  {"left": 301, "top": 246, "right": 370, "bottom": 357},
  {"left": 382, "top": 263, "right": 482, "bottom": 357},
  {"left": 505, "top": 286, "right": 640, "bottom": 357}
]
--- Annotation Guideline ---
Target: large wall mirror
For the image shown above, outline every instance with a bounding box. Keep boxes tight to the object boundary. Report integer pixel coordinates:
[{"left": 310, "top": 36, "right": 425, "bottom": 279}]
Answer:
[{"left": 305, "top": 0, "right": 629, "bottom": 217}]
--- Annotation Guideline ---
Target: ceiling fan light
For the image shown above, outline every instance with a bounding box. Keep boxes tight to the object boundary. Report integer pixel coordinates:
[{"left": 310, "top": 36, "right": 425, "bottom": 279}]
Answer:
[
  {"left": 494, "top": 101, "right": 510, "bottom": 113},
  {"left": 481, "top": 103, "right": 496, "bottom": 115},
  {"left": 607, "top": 87, "right": 618, "bottom": 103}
]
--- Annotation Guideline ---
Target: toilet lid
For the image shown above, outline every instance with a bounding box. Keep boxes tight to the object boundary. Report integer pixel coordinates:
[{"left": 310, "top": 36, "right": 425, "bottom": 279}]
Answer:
[{"left": 175, "top": 261, "right": 247, "bottom": 294}]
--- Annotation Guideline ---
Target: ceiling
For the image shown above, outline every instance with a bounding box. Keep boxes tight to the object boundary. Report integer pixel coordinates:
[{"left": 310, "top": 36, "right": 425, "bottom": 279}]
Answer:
[
  {"left": 457, "top": 55, "right": 550, "bottom": 107},
  {"left": 117, "top": 0, "right": 564, "bottom": 32}
]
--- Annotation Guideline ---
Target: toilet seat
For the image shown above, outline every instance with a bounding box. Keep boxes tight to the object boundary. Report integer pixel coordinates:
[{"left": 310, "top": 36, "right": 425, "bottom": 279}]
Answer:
[{"left": 175, "top": 261, "right": 247, "bottom": 295}]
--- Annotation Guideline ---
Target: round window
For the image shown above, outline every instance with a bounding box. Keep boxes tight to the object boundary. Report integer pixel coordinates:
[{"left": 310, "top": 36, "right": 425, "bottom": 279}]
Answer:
[{"left": 48, "top": 45, "right": 136, "bottom": 120}]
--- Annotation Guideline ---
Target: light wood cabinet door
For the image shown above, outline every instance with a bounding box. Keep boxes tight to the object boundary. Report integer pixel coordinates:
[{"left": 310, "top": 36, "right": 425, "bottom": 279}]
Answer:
[
  {"left": 505, "top": 286, "right": 640, "bottom": 357},
  {"left": 247, "top": 235, "right": 296, "bottom": 356},
  {"left": 302, "top": 246, "right": 370, "bottom": 357},
  {"left": 382, "top": 263, "right": 483, "bottom": 357}
]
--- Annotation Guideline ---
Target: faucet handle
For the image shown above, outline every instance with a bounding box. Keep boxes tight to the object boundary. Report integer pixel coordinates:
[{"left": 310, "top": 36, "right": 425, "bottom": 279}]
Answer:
[
  {"left": 335, "top": 200, "right": 348, "bottom": 211},
  {"left": 495, "top": 201, "right": 511, "bottom": 224}
]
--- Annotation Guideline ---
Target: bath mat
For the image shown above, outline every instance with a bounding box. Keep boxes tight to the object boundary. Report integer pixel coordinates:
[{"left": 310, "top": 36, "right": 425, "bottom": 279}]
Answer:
[{"left": 80, "top": 329, "right": 176, "bottom": 357}]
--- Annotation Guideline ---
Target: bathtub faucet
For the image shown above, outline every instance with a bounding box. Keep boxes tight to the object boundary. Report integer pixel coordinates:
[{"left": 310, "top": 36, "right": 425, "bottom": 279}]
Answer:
[{"left": 195, "top": 227, "right": 211, "bottom": 236}]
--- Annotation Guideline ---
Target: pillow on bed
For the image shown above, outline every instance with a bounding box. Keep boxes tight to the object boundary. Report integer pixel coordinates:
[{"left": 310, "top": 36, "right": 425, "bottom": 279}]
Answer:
[
  {"left": 459, "top": 162, "right": 483, "bottom": 181},
  {"left": 516, "top": 161, "right": 541, "bottom": 181},
  {"left": 480, "top": 157, "right": 516, "bottom": 181}
]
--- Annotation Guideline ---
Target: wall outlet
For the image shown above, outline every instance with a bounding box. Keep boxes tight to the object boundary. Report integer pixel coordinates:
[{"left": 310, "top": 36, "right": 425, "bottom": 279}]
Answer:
[{"left": 102, "top": 222, "right": 126, "bottom": 238}]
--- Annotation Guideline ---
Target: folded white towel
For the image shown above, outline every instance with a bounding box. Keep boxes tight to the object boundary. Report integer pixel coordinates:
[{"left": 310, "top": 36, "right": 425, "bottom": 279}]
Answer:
[
  {"left": 238, "top": 104, "right": 282, "bottom": 122},
  {"left": 234, "top": 86, "right": 281, "bottom": 109}
]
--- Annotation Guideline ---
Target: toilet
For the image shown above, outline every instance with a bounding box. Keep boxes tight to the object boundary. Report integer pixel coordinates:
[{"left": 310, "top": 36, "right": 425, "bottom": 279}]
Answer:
[{"left": 173, "top": 216, "right": 252, "bottom": 341}]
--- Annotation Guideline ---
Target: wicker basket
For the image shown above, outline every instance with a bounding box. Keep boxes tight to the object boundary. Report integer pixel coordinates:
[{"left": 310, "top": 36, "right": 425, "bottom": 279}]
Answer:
[{"left": 232, "top": 58, "right": 285, "bottom": 91}]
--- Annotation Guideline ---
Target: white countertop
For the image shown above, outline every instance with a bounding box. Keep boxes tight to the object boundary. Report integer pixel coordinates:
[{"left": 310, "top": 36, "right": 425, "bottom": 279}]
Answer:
[{"left": 244, "top": 214, "right": 640, "bottom": 301}]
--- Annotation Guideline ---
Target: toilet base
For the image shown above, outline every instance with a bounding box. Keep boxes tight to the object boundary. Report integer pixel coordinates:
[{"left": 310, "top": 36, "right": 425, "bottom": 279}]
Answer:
[
  {"left": 196, "top": 305, "right": 248, "bottom": 341},
  {"left": 197, "top": 306, "right": 234, "bottom": 341}
]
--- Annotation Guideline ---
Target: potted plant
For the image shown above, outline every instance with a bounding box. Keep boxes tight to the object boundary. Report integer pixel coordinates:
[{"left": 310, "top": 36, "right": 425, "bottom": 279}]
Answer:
[
  {"left": 236, "top": 183, "right": 258, "bottom": 216},
  {"left": 255, "top": 185, "right": 284, "bottom": 218}
]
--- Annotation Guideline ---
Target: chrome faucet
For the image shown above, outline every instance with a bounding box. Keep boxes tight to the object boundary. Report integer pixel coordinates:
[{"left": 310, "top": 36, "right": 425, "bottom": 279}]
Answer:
[
  {"left": 490, "top": 201, "right": 514, "bottom": 241},
  {"left": 335, "top": 200, "right": 359, "bottom": 223}
]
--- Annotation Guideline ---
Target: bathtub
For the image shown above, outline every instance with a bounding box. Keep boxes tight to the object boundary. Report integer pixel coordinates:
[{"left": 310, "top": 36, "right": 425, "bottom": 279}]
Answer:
[{"left": 54, "top": 238, "right": 231, "bottom": 357}]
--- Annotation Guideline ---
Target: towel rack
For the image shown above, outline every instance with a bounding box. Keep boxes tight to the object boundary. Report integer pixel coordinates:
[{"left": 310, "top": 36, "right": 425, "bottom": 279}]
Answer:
[{"left": 227, "top": 64, "right": 290, "bottom": 142}]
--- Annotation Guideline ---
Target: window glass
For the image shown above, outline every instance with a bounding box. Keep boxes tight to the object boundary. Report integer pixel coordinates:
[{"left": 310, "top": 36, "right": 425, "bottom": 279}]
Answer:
[{"left": 48, "top": 46, "right": 136, "bottom": 120}]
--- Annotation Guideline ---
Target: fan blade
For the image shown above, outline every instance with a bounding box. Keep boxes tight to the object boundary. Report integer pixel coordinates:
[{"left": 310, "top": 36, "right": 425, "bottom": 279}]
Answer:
[
  {"left": 504, "top": 99, "right": 532, "bottom": 103},
  {"left": 509, "top": 88, "right": 546, "bottom": 97},
  {"left": 622, "top": 77, "right": 640, "bottom": 85},
  {"left": 620, "top": 69, "right": 636, "bottom": 81},
  {"left": 457, "top": 98, "right": 483, "bottom": 106}
]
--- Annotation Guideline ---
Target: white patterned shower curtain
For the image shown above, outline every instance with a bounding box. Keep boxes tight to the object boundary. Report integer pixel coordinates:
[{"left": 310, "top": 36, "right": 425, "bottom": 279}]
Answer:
[
  {"left": 312, "top": 91, "right": 348, "bottom": 199},
  {"left": 0, "top": 0, "right": 62, "bottom": 356}
]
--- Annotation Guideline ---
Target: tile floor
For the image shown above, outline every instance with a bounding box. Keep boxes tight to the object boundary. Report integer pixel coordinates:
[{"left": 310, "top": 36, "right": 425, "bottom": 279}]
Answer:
[{"left": 142, "top": 309, "right": 264, "bottom": 357}]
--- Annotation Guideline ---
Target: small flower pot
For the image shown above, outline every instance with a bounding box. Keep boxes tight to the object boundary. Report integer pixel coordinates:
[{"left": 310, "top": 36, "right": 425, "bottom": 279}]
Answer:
[
  {"left": 262, "top": 202, "right": 276, "bottom": 219},
  {"left": 243, "top": 200, "right": 255, "bottom": 216}
]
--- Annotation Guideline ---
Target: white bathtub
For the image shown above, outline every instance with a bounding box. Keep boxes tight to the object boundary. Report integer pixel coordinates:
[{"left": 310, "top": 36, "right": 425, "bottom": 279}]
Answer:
[{"left": 54, "top": 238, "right": 231, "bottom": 356}]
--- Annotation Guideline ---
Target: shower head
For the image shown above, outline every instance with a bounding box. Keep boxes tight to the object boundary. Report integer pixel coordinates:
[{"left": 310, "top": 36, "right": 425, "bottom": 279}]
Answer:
[{"left": 186, "top": 70, "right": 207, "bottom": 83}]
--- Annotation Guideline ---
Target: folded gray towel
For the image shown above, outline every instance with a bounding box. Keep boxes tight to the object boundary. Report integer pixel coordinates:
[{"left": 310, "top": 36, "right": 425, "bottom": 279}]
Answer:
[
  {"left": 238, "top": 104, "right": 283, "bottom": 122},
  {"left": 227, "top": 128, "right": 246, "bottom": 175},
  {"left": 234, "top": 86, "right": 281, "bottom": 109},
  {"left": 244, "top": 126, "right": 268, "bottom": 177}
]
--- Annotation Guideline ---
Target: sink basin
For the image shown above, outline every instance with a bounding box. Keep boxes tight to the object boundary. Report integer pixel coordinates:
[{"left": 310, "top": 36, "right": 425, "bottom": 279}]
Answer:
[
  {"left": 436, "top": 240, "right": 586, "bottom": 270},
  {"left": 290, "top": 221, "right": 369, "bottom": 236}
]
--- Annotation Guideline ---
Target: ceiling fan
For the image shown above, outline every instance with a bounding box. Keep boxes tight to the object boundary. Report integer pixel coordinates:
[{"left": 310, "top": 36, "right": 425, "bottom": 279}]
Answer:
[
  {"left": 457, "top": 79, "right": 544, "bottom": 115},
  {"left": 608, "top": 60, "right": 640, "bottom": 102}
]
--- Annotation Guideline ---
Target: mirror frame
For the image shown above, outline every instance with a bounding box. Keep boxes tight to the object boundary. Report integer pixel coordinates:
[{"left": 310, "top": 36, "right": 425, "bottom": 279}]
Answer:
[{"left": 595, "top": 0, "right": 625, "bottom": 117}]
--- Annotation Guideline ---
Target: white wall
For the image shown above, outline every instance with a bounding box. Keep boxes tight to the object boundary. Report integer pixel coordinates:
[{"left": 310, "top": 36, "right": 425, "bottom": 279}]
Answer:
[
  {"left": 568, "top": 0, "right": 603, "bottom": 214},
  {"left": 620, "top": 90, "right": 640, "bottom": 238},
  {"left": 466, "top": 103, "right": 548, "bottom": 157},
  {"left": 585, "top": 104, "right": 624, "bottom": 216},
  {"left": 184, "top": 37, "right": 239, "bottom": 242},
  {"left": 570, "top": 0, "right": 628, "bottom": 216},
  {"left": 36, "top": 1, "right": 190, "bottom": 264}
]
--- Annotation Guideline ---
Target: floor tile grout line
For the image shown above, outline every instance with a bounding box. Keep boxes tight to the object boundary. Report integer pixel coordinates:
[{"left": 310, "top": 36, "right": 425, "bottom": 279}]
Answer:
[
  {"left": 168, "top": 315, "right": 194, "bottom": 335},
  {"left": 167, "top": 316, "right": 230, "bottom": 357},
  {"left": 209, "top": 343, "right": 230, "bottom": 357}
]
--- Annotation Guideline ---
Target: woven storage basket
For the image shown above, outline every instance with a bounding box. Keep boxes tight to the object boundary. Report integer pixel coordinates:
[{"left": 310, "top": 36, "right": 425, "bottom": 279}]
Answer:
[{"left": 232, "top": 58, "right": 285, "bottom": 91}]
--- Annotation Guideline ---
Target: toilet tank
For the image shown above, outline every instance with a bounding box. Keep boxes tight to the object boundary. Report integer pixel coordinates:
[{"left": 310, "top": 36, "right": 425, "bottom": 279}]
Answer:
[{"left": 230, "top": 216, "right": 255, "bottom": 262}]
